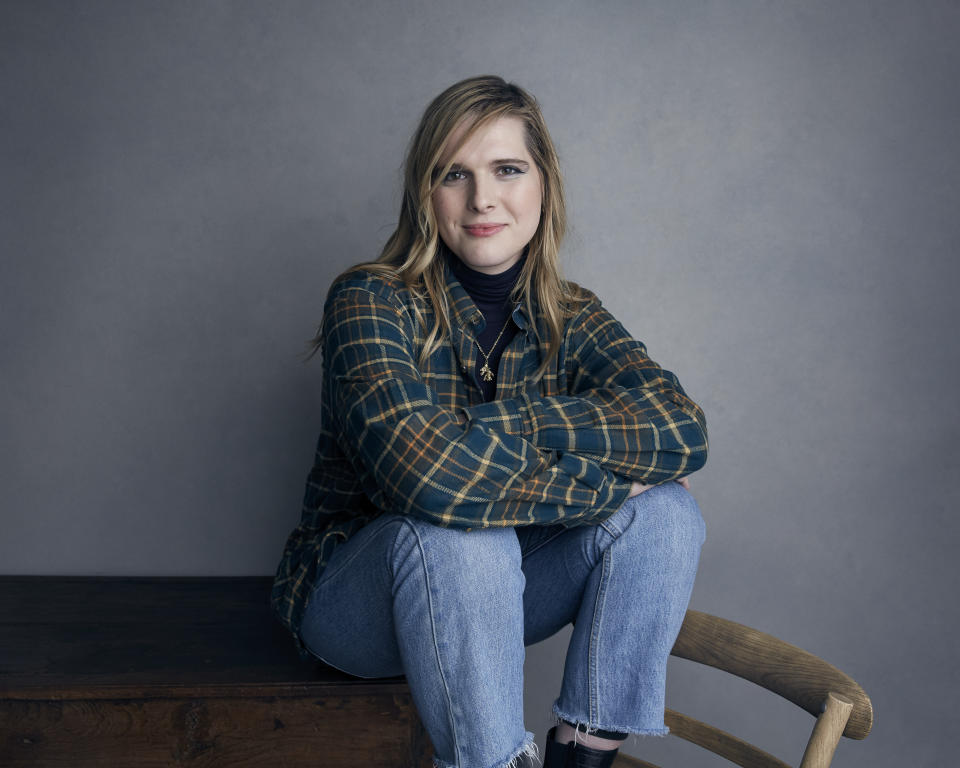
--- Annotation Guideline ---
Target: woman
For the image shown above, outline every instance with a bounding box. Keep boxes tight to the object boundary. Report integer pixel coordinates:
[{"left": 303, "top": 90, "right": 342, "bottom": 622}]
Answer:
[{"left": 272, "top": 75, "right": 707, "bottom": 768}]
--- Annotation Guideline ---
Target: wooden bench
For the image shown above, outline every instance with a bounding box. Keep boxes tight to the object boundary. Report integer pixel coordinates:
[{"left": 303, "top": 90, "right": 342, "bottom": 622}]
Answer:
[{"left": 0, "top": 576, "right": 433, "bottom": 767}]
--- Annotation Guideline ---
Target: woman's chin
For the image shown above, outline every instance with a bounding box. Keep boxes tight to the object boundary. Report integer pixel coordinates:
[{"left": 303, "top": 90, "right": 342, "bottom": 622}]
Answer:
[{"left": 453, "top": 250, "right": 524, "bottom": 275}]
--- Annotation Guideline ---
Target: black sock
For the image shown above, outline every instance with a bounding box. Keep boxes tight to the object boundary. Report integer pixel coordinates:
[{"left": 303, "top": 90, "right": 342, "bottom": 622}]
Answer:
[{"left": 560, "top": 719, "right": 628, "bottom": 742}]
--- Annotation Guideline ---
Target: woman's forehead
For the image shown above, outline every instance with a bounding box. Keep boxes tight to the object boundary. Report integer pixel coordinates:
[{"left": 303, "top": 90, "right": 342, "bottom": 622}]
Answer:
[{"left": 439, "top": 115, "right": 530, "bottom": 165}]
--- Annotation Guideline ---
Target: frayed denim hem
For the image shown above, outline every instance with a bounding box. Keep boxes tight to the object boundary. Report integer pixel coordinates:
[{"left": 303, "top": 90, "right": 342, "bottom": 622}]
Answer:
[
  {"left": 552, "top": 704, "right": 670, "bottom": 740},
  {"left": 432, "top": 731, "right": 540, "bottom": 768}
]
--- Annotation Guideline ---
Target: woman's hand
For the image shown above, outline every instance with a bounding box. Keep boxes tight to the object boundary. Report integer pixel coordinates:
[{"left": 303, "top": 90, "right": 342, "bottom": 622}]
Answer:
[{"left": 628, "top": 476, "right": 691, "bottom": 498}]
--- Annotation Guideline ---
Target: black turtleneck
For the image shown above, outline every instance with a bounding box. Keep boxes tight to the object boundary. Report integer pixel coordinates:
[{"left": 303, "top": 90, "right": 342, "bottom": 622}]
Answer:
[{"left": 446, "top": 249, "right": 525, "bottom": 402}]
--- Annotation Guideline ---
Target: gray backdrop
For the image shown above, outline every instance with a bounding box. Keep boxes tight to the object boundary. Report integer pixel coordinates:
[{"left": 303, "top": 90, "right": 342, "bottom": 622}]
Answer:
[{"left": 2, "top": 1, "right": 958, "bottom": 766}]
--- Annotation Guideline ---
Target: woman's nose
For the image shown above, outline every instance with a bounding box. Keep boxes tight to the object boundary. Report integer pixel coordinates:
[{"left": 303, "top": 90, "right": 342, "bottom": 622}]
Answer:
[{"left": 468, "top": 176, "right": 496, "bottom": 212}]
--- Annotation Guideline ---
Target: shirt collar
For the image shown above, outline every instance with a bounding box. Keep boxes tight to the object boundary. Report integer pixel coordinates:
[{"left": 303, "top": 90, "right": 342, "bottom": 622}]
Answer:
[
  {"left": 443, "top": 256, "right": 486, "bottom": 332},
  {"left": 441, "top": 254, "right": 535, "bottom": 334}
]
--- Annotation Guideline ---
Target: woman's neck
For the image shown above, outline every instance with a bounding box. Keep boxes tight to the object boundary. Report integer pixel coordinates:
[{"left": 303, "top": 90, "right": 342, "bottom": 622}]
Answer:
[{"left": 446, "top": 249, "right": 526, "bottom": 306}]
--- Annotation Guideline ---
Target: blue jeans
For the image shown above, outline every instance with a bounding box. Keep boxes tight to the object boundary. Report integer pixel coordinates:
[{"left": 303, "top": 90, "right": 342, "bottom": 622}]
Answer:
[{"left": 299, "top": 482, "right": 705, "bottom": 768}]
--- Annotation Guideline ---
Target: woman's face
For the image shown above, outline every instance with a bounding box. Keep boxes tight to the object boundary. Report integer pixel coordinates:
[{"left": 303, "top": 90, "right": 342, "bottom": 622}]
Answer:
[{"left": 431, "top": 115, "right": 542, "bottom": 275}]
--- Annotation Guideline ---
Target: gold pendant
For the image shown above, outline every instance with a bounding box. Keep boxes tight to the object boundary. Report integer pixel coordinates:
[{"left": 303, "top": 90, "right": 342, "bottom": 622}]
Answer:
[{"left": 480, "top": 362, "right": 494, "bottom": 382}]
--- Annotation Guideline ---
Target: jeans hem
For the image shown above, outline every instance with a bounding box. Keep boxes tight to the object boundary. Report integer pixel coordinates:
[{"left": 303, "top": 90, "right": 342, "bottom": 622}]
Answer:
[
  {"left": 432, "top": 731, "right": 540, "bottom": 768},
  {"left": 552, "top": 704, "right": 670, "bottom": 738}
]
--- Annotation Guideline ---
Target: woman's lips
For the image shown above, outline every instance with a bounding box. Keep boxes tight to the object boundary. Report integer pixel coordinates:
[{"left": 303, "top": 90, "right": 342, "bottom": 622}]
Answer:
[{"left": 463, "top": 224, "right": 506, "bottom": 237}]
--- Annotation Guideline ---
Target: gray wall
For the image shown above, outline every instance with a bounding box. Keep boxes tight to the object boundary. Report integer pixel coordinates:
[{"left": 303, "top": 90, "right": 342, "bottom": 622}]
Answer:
[{"left": 2, "top": 1, "right": 957, "bottom": 766}]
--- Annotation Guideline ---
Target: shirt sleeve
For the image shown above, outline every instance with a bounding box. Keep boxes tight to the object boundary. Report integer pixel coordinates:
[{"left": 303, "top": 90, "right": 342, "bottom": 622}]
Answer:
[
  {"left": 324, "top": 283, "right": 631, "bottom": 529},
  {"left": 463, "top": 291, "right": 708, "bottom": 484}
]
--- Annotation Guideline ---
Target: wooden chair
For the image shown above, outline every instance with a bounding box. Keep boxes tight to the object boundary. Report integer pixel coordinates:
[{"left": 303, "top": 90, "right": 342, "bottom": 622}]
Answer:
[{"left": 613, "top": 610, "right": 873, "bottom": 768}]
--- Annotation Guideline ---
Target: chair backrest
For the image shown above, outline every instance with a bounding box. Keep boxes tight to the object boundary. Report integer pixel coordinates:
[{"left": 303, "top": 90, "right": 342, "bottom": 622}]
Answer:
[{"left": 613, "top": 610, "right": 873, "bottom": 768}]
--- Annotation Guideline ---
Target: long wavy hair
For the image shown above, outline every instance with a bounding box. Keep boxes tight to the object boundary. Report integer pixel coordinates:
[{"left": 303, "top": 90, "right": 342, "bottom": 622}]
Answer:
[{"left": 323, "top": 74, "right": 587, "bottom": 380}]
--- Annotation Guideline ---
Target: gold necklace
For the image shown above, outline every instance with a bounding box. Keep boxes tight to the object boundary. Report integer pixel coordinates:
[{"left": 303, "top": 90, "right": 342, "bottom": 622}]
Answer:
[{"left": 476, "top": 316, "right": 513, "bottom": 382}]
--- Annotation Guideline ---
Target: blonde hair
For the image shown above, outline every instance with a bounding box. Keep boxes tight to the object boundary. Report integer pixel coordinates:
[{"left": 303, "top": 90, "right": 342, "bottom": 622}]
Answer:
[{"left": 325, "top": 75, "right": 587, "bottom": 380}]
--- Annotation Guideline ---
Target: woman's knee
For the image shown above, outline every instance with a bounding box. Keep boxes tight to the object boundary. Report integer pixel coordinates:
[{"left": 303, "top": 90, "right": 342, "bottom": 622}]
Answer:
[
  {"left": 614, "top": 482, "right": 706, "bottom": 554},
  {"left": 391, "top": 518, "right": 523, "bottom": 591}
]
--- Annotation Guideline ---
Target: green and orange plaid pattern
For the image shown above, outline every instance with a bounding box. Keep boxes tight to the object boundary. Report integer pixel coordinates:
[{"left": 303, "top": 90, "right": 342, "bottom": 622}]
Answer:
[{"left": 271, "top": 262, "right": 707, "bottom": 652}]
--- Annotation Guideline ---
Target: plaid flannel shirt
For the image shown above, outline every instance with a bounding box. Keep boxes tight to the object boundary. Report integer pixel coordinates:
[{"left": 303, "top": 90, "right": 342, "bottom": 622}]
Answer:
[{"left": 271, "top": 261, "right": 707, "bottom": 652}]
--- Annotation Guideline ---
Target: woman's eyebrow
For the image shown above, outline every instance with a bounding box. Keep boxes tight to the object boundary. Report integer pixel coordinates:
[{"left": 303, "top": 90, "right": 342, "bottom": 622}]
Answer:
[{"left": 445, "top": 158, "right": 531, "bottom": 172}]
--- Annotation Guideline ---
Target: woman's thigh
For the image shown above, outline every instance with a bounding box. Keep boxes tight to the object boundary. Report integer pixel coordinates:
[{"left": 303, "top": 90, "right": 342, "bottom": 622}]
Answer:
[
  {"left": 299, "top": 513, "right": 527, "bottom": 679},
  {"left": 298, "top": 514, "right": 409, "bottom": 678}
]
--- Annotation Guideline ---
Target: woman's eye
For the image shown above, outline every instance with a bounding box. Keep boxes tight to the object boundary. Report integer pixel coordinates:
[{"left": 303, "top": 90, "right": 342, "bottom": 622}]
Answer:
[
  {"left": 443, "top": 170, "right": 466, "bottom": 183},
  {"left": 497, "top": 166, "right": 523, "bottom": 176}
]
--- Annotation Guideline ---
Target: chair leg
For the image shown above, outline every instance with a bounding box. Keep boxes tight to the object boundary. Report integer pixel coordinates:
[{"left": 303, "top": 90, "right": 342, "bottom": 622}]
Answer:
[{"left": 798, "top": 692, "right": 854, "bottom": 768}]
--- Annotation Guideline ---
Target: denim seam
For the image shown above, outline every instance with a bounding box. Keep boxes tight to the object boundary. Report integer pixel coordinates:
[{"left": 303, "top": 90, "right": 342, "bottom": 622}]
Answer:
[
  {"left": 400, "top": 520, "right": 463, "bottom": 766},
  {"left": 587, "top": 543, "right": 611, "bottom": 726},
  {"left": 599, "top": 512, "right": 624, "bottom": 538}
]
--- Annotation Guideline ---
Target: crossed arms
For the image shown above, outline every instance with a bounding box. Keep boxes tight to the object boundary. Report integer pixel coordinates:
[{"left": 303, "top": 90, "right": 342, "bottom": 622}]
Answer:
[{"left": 325, "top": 282, "right": 707, "bottom": 529}]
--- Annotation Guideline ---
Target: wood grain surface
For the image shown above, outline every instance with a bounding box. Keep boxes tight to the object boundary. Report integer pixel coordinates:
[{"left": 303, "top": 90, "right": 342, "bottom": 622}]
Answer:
[
  {"left": 0, "top": 576, "right": 433, "bottom": 767},
  {"left": 798, "top": 692, "right": 854, "bottom": 768},
  {"left": 671, "top": 610, "right": 872, "bottom": 740},
  {"left": 665, "top": 708, "right": 792, "bottom": 768}
]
